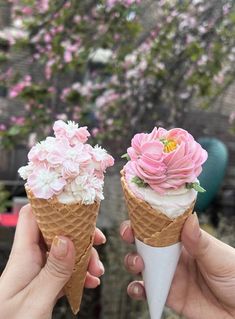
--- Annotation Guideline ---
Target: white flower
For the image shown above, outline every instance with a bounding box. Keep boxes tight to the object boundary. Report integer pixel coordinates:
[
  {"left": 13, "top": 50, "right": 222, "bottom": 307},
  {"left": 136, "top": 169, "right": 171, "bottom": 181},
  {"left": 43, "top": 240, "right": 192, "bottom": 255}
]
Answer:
[
  {"left": 27, "top": 168, "right": 66, "bottom": 199},
  {"left": 70, "top": 175, "right": 96, "bottom": 204},
  {"left": 89, "top": 48, "right": 113, "bottom": 64},
  {"left": 18, "top": 163, "right": 34, "bottom": 180},
  {"left": 80, "top": 188, "right": 96, "bottom": 205},
  {"left": 67, "top": 120, "right": 79, "bottom": 132},
  {"left": 124, "top": 53, "right": 137, "bottom": 65},
  {"left": 92, "top": 145, "right": 108, "bottom": 161},
  {"left": 89, "top": 176, "right": 104, "bottom": 201}
]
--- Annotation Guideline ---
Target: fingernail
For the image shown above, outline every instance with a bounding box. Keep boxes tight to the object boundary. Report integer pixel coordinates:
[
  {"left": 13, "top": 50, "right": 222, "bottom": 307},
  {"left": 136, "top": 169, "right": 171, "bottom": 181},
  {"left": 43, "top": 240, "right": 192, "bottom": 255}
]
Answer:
[
  {"left": 120, "top": 222, "right": 129, "bottom": 238},
  {"left": 127, "top": 254, "right": 138, "bottom": 267},
  {"left": 98, "top": 260, "right": 105, "bottom": 275},
  {"left": 132, "top": 284, "right": 140, "bottom": 296},
  {"left": 101, "top": 234, "right": 106, "bottom": 244},
  {"left": 52, "top": 236, "right": 68, "bottom": 258},
  {"left": 192, "top": 213, "right": 200, "bottom": 239}
]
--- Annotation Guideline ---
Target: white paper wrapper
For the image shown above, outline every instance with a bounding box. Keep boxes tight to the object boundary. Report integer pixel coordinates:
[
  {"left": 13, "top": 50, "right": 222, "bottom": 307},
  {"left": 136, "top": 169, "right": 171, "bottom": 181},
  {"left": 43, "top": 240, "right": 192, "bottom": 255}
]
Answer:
[{"left": 135, "top": 238, "right": 182, "bottom": 319}]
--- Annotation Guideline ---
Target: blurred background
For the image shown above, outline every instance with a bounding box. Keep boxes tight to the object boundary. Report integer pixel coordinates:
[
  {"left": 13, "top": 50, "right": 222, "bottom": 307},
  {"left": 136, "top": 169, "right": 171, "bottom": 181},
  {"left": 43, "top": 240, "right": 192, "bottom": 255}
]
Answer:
[{"left": 0, "top": 0, "right": 234, "bottom": 318}]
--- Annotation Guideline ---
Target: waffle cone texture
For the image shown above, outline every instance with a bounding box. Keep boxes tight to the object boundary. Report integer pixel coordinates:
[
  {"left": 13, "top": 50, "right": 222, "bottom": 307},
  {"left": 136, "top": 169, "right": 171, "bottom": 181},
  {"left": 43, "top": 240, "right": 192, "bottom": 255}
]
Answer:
[
  {"left": 121, "top": 170, "right": 195, "bottom": 247},
  {"left": 26, "top": 187, "right": 99, "bottom": 314}
]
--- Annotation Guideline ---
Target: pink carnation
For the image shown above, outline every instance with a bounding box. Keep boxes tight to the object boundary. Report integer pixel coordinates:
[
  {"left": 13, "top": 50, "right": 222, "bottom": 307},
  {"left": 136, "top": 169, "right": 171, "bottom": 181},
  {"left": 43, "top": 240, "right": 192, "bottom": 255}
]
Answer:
[
  {"left": 27, "top": 167, "right": 66, "bottom": 199},
  {"left": 126, "top": 127, "right": 208, "bottom": 194},
  {"left": 19, "top": 120, "right": 114, "bottom": 201},
  {"left": 91, "top": 145, "right": 115, "bottom": 171},
  {"left": 53, "top": 120, "right": 90, "bottom": 145}
]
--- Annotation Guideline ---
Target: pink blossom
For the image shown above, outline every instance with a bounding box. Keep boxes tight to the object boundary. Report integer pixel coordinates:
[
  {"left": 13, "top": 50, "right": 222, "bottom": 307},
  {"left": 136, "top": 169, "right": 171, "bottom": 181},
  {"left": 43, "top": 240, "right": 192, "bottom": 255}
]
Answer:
[
  {"left": 9, "top": 75, "right": 31, "bottom": 98},
  {"left": 91, "top": 128, "right": 100, "bottom": 137},
  {"left": 10, "top": 116, "right": 25, "bottom": 125},
  {"left": 22, "top": 6, "right": 33, "bottom": 15},
  {"left": 61, "top": 87, "right": 71, "bottom": 101},
  {"left": 44, "top": 33, "right": 52, "bottom": 43},
  {"left": 126, "top": 127, "right": 208, "bottom": 194},
  {"left": 64, "top": 50, "right": 73, "bottom": 63},
  {"left": 0, "top": 124, "right": 6, "bottom": 131},
  {"left": 38, "top": 0, "right": 49, "bottom": 13},
  {"left": 53, "top": 120, "right": 90, "bottom": 145},
  {"left": 74, "top": 15, "right": 81, "bottom": 23}
]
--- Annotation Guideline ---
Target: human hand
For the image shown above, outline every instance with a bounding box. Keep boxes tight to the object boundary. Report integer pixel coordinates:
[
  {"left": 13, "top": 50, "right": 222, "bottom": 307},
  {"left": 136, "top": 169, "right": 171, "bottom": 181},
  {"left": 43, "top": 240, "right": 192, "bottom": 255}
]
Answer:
[
  {"left": 0, "top": 204, "right": 106, "bottom": 319},
  {"left": 120, "top": 214, "right": 235, "bottom": 319}
]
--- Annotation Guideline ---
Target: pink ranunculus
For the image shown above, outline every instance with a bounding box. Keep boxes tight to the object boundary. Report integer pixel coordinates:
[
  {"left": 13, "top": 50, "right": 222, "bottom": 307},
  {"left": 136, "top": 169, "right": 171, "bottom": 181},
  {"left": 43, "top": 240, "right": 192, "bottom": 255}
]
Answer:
[
  {"left": 127, "top": 129, "right": 166, "bottom": 160},
  {"left": 126, "top": 127, "right": 208, "bottom": 194},
  {"left": 53, "top": 120, "right": 90, "bottom": 145}
]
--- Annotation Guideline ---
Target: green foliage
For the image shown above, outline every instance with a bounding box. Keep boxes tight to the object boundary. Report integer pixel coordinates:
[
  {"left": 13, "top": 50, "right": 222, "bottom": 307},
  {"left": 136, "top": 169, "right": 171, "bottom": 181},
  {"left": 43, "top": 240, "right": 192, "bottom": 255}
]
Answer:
[
  {"left": 131, "top": 176, "right": 148, "bottom": 188},
  {"left": 0, "top": 0, "right": 235, "bottom": 153},
  {"left": 0, "top": 52, "right": 8, "bottom": 63},
  {"left": 186, "top": 182, "right": 206, "bottom": 193}
]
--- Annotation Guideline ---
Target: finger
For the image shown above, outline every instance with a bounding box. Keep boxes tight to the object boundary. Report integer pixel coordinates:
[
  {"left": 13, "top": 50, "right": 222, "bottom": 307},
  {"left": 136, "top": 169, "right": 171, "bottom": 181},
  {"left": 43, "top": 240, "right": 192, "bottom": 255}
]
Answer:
[
  {"left": 127, "top": 281, "right": 146, "bottom": 300},
  {"left": 33, "top": 236, "right": 75, "bottom": 305},
  {"left": 93, "top": 228, "right": 106, "bottom": 245},
  {"left": 182, "top": 213, "right": 235, "bottom": 274},
  {"left": 88, "top": 248, "right": 105, "bottom": 277},
  {"left": 0, "top": 205, "right": 43, "bottom": 294},
  {"left": 12, "top": 204, "right": 40, "bottom": 253},
  {"left": 84, "top": 272, "right": 100, "bottom": 288},
  {"left": 120, "top": 220, "right": 134, "bottom": 244},
  {"left": 124, "top": 253, "right": 144, "bottom": 274}
]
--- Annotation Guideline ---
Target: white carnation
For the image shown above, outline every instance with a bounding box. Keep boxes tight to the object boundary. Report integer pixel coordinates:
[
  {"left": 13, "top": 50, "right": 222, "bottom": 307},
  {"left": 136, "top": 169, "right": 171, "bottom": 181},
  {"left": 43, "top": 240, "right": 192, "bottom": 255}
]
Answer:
[{"left": 18, "top": 163, "right": 34, "bottom": 180}]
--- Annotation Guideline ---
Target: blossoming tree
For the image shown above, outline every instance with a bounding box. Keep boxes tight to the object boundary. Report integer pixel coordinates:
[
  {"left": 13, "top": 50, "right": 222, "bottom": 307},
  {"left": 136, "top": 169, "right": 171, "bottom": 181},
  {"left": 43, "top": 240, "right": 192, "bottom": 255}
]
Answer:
[{"left": 0, "top": 0, "right": 235, "bottom": 155}]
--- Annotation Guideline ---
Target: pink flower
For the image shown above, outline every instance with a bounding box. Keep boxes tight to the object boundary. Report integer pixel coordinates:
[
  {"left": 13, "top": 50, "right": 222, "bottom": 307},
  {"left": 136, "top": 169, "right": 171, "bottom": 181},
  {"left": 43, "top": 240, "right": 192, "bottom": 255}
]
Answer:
[
  {"left": 126, "top": 127, "right": 208, "bottom": 194},
  {"left": 0, "top": 124, "right": 6, "bottom": 131},
  {"left": 91, "top": 127, "right": 100, "bottom": 137},
  {"left": 19, "top": 120, "right": 114, "bottom": 201},
  {"left": 91, "top": 145, "right": 115, "bottom": 171},
  {"left": 28, "top": 137, "right": 56, "bottom": 163},
  {"left": 22, "top": 6, "right": 33, "bottom": 15},
  {"left": 9, "top": 75, "right": 31, "bottom": 98},
  {"left": 10, "top": 116, "right": 25, "bottom": 125},
  {"left": 53, "top": 120, "right": 90, "bottom": 145},
  {"left": 64, "top": 50, "right": 73, "bottom": 63},
  {"left": 27, "top": 167, "right": 66, "bottom": 199}
]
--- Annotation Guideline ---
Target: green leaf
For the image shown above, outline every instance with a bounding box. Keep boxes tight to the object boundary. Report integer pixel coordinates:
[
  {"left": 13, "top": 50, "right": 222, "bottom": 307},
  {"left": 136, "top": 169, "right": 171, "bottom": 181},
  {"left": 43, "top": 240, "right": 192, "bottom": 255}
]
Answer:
[
  {"left": 8, "top": 126, "right": 21, "bottom": 136},
  {"left": 121, "top": 153, "right": 130, "bottom": 161},
  {"left": 131, "top": 176, "right": 148, "bottom": 188},
  {"left": 186, "top": 182, "right": 206, "bottom": 193}
]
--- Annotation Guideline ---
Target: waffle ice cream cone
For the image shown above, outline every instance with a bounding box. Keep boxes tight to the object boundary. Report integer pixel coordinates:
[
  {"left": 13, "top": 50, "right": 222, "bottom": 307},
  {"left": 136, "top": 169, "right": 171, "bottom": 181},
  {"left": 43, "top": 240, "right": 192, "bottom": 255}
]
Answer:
[
  {"left": 121, "top": 171, "right": 194, "bottom": 247},
  {"left": 121, "top": 170, "right": 196, "bottom": 319},
  {"left": 120, "top": 127, "right": 207, "bottom": 318},
  {"left": 18, "top": 121, "right": 114, "bottom": 314},
  {"left": 26, "top": 187, "right": 100, "bottom": 315}
]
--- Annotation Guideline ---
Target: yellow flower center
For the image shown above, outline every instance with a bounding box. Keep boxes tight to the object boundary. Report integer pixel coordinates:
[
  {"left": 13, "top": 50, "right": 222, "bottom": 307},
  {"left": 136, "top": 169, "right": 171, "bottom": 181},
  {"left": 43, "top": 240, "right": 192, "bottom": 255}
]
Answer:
[{"left": 163, "top": 139, "right": 178, "bottom": 153}]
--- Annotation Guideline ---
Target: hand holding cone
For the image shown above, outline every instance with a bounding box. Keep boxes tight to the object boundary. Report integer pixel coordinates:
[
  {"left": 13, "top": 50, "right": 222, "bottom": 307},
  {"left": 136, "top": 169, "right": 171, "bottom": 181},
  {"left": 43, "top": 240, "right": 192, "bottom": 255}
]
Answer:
[
  {"left": 18, "top": 121, "right": 114, "bottom": 314},
  {"left": 120, "top": 127, "right": 208, "bottom": 318},
  {"left": 26, "top": 187, "right": 100, "bottom": 314}
]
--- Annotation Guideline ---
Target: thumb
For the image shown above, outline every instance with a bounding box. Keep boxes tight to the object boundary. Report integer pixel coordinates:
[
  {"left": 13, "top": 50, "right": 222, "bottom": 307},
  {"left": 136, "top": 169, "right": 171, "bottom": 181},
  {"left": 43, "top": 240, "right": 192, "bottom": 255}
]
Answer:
[
  {"left": 181, "top": 213, "right": 234, "bottom": 273},
  {"left": 36, "top": 236, "right": 75, "bottom": 304}
]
